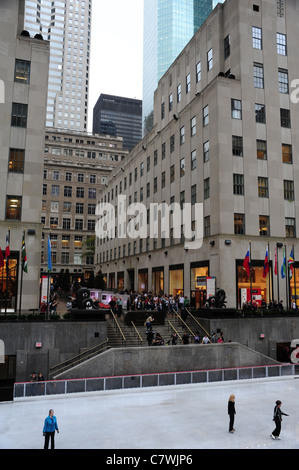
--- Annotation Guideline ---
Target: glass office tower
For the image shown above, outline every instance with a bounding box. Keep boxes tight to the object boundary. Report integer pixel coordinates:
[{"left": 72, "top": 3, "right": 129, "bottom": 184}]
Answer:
[
  {"left": 142, "top": 0, "right": 213, "bottom": 135},
  {"left": 24, "top": 0, "right": 92, "bottom": 131}
]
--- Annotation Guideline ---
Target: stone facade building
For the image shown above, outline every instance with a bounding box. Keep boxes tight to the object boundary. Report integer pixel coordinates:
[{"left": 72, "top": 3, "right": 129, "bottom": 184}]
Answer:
[{"left": 96, "top": 0, "right": 299, "bottom": 310}]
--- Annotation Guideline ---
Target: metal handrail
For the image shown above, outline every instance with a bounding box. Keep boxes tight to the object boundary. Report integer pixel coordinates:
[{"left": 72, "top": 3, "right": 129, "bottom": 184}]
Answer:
[
  {"left": 171, "top": 308, "right": 195, "bottom": 338},
  {"left": 167, "top": 319, "right": 182, "bottom": 341},
  {"left": 110, "top": 309, "right": 126, "bottom": 342},
  {"left": 185, "top": 308, "right": 211, "bottom": 338},
  {"left": 49, "top": 339, "right": 110, "bottom": 378},
  {"left": 131, "top": 321, "right": 143, "bottom": 344}
]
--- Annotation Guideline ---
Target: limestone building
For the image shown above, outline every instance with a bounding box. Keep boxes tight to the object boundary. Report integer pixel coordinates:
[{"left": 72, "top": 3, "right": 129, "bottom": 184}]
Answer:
[
  {"left": 96, "top": 0, "right": 299, "bottom": 309},
  {"left": 41, "top": 128, "right": 129, "bottom": 283},
  {"left": 0, "top": 0, "right": 50, "bottom": 311}
]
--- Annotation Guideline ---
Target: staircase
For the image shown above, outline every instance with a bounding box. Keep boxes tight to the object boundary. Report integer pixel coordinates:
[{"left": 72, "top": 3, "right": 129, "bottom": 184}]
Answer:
[{"left": 106, "top": 309, "right": 211, "bottom": 348}]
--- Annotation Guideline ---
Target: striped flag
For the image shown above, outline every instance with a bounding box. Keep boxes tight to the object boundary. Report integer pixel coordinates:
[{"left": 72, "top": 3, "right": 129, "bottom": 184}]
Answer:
[
  {"left": 243, "top": 246, "right": 251, "bottom": 277},
  {"left": 21, "top": 231, "right": 28, "bottom": 273},
  {"left": 274, "top": 246, "right": 277, "bottom": 276},
  {"left": 263, "top": 248, "right": 269, "bottom": 278},
  {"left": 281, "top": 246, "right": 286, "bottom": 279}
]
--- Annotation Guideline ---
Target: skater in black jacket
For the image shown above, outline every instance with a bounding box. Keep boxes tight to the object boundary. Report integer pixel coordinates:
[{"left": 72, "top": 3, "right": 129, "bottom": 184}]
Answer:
[
  {"left": 271, "top": 400, "right": 289, "bottom": 440},
  {"left": 228, "top": 394, "right": 236, "bottom": 433}
]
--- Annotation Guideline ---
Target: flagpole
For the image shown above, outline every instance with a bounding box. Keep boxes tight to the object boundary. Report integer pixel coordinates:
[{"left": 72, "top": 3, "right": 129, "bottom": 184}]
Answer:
[
  {"left": 249, "top": 241, "right": 252, "bottom": 305},
  {"left": 276, "top": 243, "right": 280, "bottom": 307},
  {"left": 285, "top": 244, "right": 288, "bottom": 311},
  {"left": 5, "top": 228, "right": 10, "bottom": 318},
  {"left": 267, "top": 241, "right": 271, "bottom": 303},
  {"left": 18, "top": 229, "right": 25, "bottom": 317},
  {"left": 294, "top": 245, "right": 297, "bottom": 309}
]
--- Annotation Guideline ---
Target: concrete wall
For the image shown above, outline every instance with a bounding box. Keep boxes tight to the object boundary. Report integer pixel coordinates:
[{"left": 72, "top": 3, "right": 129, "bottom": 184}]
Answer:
[
  {"left": 55, "top": 342, "right": 279, "bottom": 380},
  {"left": 0, "top": 321, "right": 107, "bottom": 382}
]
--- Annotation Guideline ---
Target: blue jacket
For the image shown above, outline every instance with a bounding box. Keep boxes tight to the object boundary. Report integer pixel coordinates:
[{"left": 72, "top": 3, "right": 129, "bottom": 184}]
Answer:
[{"left": 43, "top": 415, "right": 59, "bottom": 433}]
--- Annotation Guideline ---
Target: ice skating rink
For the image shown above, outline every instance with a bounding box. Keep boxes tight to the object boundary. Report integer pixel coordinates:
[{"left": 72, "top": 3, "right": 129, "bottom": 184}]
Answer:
[{"left": 0, "top": 376, "right": 298, "bottom": 450}]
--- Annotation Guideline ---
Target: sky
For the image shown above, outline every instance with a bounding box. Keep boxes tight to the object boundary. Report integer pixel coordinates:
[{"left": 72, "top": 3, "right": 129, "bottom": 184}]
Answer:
[{"left": 88, "top": 0, "right": 144, "bottom": 132}]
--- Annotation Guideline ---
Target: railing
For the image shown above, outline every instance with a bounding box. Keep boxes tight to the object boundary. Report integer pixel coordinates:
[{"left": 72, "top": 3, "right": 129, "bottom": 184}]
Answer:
[
  {"left": 110, "top": 309, "right": 126, "bottom": 345},
  {"left": 171, "top": 308, "right": 195, "bottom": 339},
  {"left": 131, "top": 321, "right": 143, "bottom": 345},
  {"left": 185, "top": 308, "right": 211, "bottom": 339},
  {"left": 49, "top": 339, "right": 110, "bottom": 379},
  {"left": 167, "top": 320, "right": 182, "bottom": 342},
  {"left": 14, "top": 363, "right": 295, "bottom": 399}
]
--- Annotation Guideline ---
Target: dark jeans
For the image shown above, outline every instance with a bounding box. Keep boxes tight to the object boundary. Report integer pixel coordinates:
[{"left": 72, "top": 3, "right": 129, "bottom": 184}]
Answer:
[
  {"left": 44, "top": 431, "right": 55, "bottom": 449},
  {"left": 229, "top": 414, "right": 235, "bottom": 431},
  {"left": 272, "top": 419, "right": 281, "bottom": 437}
]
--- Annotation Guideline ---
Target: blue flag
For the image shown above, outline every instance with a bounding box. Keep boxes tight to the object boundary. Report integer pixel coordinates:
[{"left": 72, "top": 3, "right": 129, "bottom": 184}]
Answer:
[
  {"left": 47, "top": 235, "right": 52, "bottom": 272},
  {"left": 281, "top": 246, "right": 286, "bottom": 279}
]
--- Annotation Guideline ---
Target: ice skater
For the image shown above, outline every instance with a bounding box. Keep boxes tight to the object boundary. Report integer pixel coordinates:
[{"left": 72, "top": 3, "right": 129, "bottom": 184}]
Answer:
[
  {"left": 271, "top": 400, "right": 289, "bottom": 440},
  {"left": 228, "top": 394, "right": 236, "bottom": 433},
  {"left": 43, "top": 409, "right": 59, "bottom": 449}
]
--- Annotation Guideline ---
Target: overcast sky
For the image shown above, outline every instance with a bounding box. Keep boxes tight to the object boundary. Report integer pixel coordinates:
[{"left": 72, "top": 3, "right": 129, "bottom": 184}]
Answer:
[{"left": 88, "top": 0, "right": 144, "bottom": 132}]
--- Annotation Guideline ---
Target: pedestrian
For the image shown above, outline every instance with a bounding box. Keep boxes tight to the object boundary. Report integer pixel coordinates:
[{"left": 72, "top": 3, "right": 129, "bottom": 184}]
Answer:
[
  {"left": 145, "top": 316, "right": 154, "bottom": 346},
  {"left": 43, "top": 409, "right": 59, "bottom": 449},
  {"left": 38, "top": 372, "right": 44, "bottom": 381},
  {"left": 182, "top": 331, "right": 190, "bottom": 344},
  {"left": 201, "top": 335, "right": 211, "bottom": 344},
  {"left": 271, "top": 400, "right": 289, "bottom": 440},
  {"left": 228, "top": 394, "right": 236, "bottom": 433}
]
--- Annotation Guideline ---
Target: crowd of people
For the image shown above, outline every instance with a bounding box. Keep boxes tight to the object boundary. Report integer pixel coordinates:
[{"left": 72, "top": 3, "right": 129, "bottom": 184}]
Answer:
[{"left": 127, "top": 292, "right": 190, "bottom": 313}]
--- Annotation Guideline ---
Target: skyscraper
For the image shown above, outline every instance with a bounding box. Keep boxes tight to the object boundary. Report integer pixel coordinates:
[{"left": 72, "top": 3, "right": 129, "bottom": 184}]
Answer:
[
  {"left": 142, "top": 0, "right": 213, "bottom": 134},
  {"left": 24, "top": 0, "right": 91, "bottom": 131}
]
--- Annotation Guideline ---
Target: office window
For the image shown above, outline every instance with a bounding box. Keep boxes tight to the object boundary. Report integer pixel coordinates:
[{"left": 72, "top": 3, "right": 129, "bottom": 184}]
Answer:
[
  {"left": 154, "top": 177, "right": 157, "bottom": 193},
  {"left": 61, "top": 252, "right": 70, "bottom": 264},
  {"left": 65, "top": 172, "right": 72, "bottom": 181},
  {"left": 231, "top": 99, "right": 242, "bottom": 119},
  {"left": 169, "top": 93, "right": 173, "bottom": 112},
  {"left": 232, "top": 136, "right": 243, "bottom": 157},
  {"left": 11, "top": 103, "right": 28, "bottom": 127},
  {"left": 191, "top": 185, "right": 197, "bottom": 205},
  {"left": 77, "top": 173, "right": 84, "bottom": 182},
  {"left": 190, "top": 116, "right": 196, "bottom": 137},
  {"left": 76, "top": 203, "right": 84, "bottom": 214},
  {"left": 88, "top": 204, "right": 96, "bottom": 215},
  {"left": 89, "top": 174, "right": 96, "bottom": 184},
  {"left": 6, "top": 196, "right": 22, "bottom": 220},
  {"left": 161, "top": 144, "right": 165, "bottom": 160},
  {"left": 147, "top": 182, "right": 150, "bottom": 198},
  {"left": 207, "top": 48, "right": 213, "bottom": 71},
  {"left": 177, "top": 83, "right": 181, "bottom": 103},
  {"left": 257, "top": 140, "right": 267, "bottom": 160},
  {"left": 62, "top": 219, "right": 71, "bottom": 230},
  {"left": 280, "top": 108, "right": 291, "bottom": 128},
  {"left": 140, "top": 162, "right": 144, "bottom": 177},
  {"left": 43, "top": 184, "right": 47, "bottom": 195},
  {"left": 50, "top": 217, "right": 58, "bottom": 229},
  {"left": 224, "top": 35, "right": 230, "bottom": 59},
  {"left": 278, "top": 69, "right": 289, "bottom": 94},
  {"left": 282, "top": 144, "right": 292, "bottom": 164},
  {"left": 170, "top": 165, "right": 175, "bottom": 183},
  {"left": 204, "top": 178, "right": 210, "bottom": 199},
  {"left": 14, "top": 59, "right": 30, "bottom": 84},
  {"left": 203, "top": 105, "right": 209, "bottom": 126},
  {"left": 254, "top": 63, "right": 264, "bottom": 88},
  {"left": 8, "top": 148, "right": 25, "bottom": 173},
  {"left": 234, "top": 213, "right": 245, "bottom": 235},
  {"left": 259, "top": 216, "right": 270, "bottom": 237},
  {"left": 204, "top": 216, "right": 210, "bottom": 238},
  {"left": 186, "top": 73, "right": 191, "bottom": 93},
  {"left": 53, "top": 170, "right": 60, "bottom": 181},
  {"left": 196, "top": 61, "right": 201, "bottom": 83},
  {"left": 284, "top": 180, "right": 294, "bottom": 201},
  {"left": 285, "top": 218, "right": 296, "bottom": 238},
  {"left": 180, "top": 158, "right": 185, "bottom": 177},
  {"left": 191, "top": 150, "right": 196, "bottom": 170},
  {"left": 75, "top": 219, "right": 83, "bottom": 230},
  {"left": 233, "top": 174, "right": 244, "bottom": 195},
  {"left": 64, "top": 186, "right": 72, "bottom": 197},
  {"left": 87, "top": 220, "right": 95, "bottom": 231},
  {"left": 255, "top": 104, "right": 266, "bottom": 124},
  {"left": 170, "top": 134, "right": 175, "bottom": 152},
  {"left": 76, "top": 187, "right": 84, "bottom": 198},
  {"left": 161, "top": 172, "right": 165, "bottom": 189},
  {"left": 203, "top": 141, "right": 210, "bottom": 162},
  {"left": 258, "top": 177, "right": 269, "bottom": 198},
  {"left": 51, "top": 185, "right": 59, "bottom": 196},
  {"left": 277, "top": 33, "right": 287, "bottom": 55},
  {"left": 134, "top": 167, "right": 138, "bottom": 181},
  {"left": 180, "top": 126, "right": 185, "bottom": 145},
  {"left": 161, "top": 101, "right": 165, "bottom": 119},
  {"left": 252, "top": 26, "right": 262, "bottom": 49},
  {"left": 180, "top": 191, "right": 185, "bottom": 209}
]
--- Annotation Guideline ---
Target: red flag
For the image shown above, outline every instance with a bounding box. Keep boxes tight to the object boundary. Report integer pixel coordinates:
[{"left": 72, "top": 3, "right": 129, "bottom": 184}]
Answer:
[
  {"left": 263, "top": 248, "right": 269, "bottom": 278},
  {"left": 243, "top": 247, "right": 251, "bottom": 277},
  {"left": 0, "top": 247, "right": 4, "bottom": 269},
  {"left": 5, "top": 230, "right": 10, "bottom": 258},
  {"left": 274, "top": 246, "right": 277, "bottom": 276}
]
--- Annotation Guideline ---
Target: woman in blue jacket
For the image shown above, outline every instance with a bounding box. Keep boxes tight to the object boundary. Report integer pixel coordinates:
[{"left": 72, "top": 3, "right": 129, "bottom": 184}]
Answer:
[{"left": 43, "top": 409, "right": 59, "bottom": 449}]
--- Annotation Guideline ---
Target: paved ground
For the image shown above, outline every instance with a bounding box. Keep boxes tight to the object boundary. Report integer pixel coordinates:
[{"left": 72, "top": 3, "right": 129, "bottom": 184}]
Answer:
[{"left": 0, "top": 376, "right": 298, "bottom": 450}]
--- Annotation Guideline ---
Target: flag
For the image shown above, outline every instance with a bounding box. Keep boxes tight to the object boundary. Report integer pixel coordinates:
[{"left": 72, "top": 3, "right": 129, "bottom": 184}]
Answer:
[
  {"left": 281, "top": 246, "right": 286, "bottom": 279},
  {"left": 243, "top": 247, "right": 251, "bottom": 277},
  {"left": 263, "top": 248, "right": 269, "bottom": 278},
  {"left": 274, "top": 246, "right": 277, "bottom": 276},
  {"left": 47, "top": 235, "right": 52, "bottom": 272},
  {"left": 0, "top": 247, "right": 4, "bottom": 269},
  {"left": 288, "top": 247, "right": 294, "bottom": 280},
  {"left": 5, "top": 230, "right": 10, "bottom": 258},
  {"left": 21, "top": 232, "right": 28, "bottom": 273}
]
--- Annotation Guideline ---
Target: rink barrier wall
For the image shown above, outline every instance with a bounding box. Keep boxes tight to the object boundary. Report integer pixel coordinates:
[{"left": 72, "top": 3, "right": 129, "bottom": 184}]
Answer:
[{"left": 13, "top": 363, "right": 295, "bottom": 399}]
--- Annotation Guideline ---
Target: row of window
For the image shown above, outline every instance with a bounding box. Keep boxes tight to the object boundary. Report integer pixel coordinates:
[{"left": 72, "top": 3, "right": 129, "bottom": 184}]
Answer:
[
  {"left": 42, "top": 217, "right": 95, "bottom": 231},
  {"left": 234, "top": 214, "right": 295, "bottom": 238},
  {"left": 233, "top": 176, "right": 295, "bottom": 200},
  {"left": 41, "top": 252, "right": 93, "bottom": 266},
  {"left": 42, "top": 201, "right": 96, "bottom": 215},
  {"left": 45, "top": 147, "right": 121, "bottom": 161},
  {"left": 42, "top": 185, "right": 96, "bottom": 199}
]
